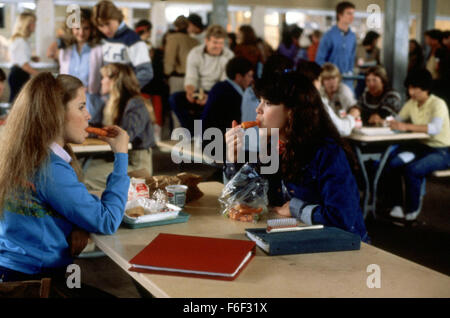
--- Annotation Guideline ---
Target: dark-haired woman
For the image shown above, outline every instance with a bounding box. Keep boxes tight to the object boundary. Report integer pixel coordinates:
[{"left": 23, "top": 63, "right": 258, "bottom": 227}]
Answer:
[
  {"left": 225, "top": 71, "right": 369, "bottom": 242},
  {"left": 384, "top": 69, "right": 450, "bottom": 221}
]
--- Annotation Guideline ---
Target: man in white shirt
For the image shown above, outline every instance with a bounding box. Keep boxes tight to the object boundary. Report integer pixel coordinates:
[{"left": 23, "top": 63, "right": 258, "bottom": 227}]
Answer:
[{"left": 169, "top": 24, "right": 234, "bottom": 134}]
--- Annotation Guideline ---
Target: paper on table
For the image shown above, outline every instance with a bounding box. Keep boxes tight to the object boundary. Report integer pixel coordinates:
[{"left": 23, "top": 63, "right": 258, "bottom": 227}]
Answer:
[{"left": 355, "top": 127, "right": 395, "bottom": 136}]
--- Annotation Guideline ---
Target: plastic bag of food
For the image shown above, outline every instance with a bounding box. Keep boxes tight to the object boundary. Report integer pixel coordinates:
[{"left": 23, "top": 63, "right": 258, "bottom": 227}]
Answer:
[{"left": 219, "top": 163, "right": 269, "bottom": 222}]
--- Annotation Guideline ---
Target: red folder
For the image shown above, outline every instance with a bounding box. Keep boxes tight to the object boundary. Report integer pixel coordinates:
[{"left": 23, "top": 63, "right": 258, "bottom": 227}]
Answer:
[{"left": 128, "top": 233, "right": 256, "bottom": 281}]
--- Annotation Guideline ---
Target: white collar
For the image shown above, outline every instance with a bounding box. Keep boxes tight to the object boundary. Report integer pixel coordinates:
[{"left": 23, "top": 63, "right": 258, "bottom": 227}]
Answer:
[{"left": 50, "top": 142, "right": 72, "bottom": 163}]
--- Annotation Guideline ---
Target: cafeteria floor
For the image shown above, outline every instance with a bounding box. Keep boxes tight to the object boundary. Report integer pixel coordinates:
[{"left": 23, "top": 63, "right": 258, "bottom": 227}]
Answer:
[{"left": 75, "top": 145, "right": 450, "bottom": 298}]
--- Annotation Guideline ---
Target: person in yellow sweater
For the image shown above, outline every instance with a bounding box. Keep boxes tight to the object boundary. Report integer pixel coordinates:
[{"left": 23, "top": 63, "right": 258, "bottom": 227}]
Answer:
[{"left": 384, "top": 69, "right": 450, "bottom": 221}]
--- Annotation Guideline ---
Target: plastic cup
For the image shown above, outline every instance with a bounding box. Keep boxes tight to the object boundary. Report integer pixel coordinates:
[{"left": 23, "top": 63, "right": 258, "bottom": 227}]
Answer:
[{"left": 165, "top": 185, "right": 188, "bottom": 208}]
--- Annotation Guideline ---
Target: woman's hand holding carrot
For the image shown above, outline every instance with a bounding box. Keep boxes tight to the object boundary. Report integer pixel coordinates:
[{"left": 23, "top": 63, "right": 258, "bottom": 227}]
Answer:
[
  {"left": 225, "top": 120, "right": 244, "bottom": 163},
  {"left": 97, "top": 125, "right": 129, "bottom": 154}
]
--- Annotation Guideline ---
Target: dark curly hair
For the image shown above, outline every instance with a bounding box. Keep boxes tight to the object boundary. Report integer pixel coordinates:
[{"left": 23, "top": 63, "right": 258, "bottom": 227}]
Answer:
[{"left": 254, "top": 71, "right": 355, "bottom": 182}]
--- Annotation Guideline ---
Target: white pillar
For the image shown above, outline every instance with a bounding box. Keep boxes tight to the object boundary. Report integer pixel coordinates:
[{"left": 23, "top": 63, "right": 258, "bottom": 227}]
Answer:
[
  {"left": 383, "top": 0, "right": 410, "bottom": 100},
  {"left": 251, "top": 6, "right": 265, "bottom": 38},
  {"left": 211, "top": 0, "right": 228, "bottom": 29},
  {"left": 151, "top": 1, "right": 167, "bottom": 49},
  {"left": 35, "top": 0, "right": 55, "bottom": 62}
]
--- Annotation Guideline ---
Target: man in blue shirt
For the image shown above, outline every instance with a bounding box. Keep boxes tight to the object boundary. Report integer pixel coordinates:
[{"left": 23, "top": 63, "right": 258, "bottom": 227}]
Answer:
[{"left": 316, "top": 1, "right": 356, "bottom": 90}]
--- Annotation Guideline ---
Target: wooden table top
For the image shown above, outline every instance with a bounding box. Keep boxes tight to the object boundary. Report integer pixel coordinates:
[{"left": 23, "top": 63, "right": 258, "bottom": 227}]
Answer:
[{"left": 91, "top": 182, "right": 450, "bottom": 298}]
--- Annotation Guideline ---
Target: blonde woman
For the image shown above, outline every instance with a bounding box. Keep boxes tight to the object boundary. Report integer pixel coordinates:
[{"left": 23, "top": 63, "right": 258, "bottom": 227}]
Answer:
[
  {"left": 0, "top": 73, "right": 129, "bottom": 296},
  {"left": 8, "top": 12, "right": 38, "bottom": 102},
  {"left": 58, "top": 8, "right": 104, "bottom": 125},
  {"left": 84, "top": 63, "right": 155, "bottom": 190},
  {"left": 320, "top": 62, "right": 357, "bottom": 115}
]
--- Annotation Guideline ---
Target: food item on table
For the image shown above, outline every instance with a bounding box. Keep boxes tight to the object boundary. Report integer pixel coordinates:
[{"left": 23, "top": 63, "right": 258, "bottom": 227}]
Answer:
[
  {"left": 226, "top": 204, "right": 263, "bottom": 222},
  {"left": 241, "top": 120, "right": 260, "bottom": 129},
  {"left": 85, "top": 126, "right": 109, "bottom": 137},
  {"left": 126, "top": 206, "right": 145, "bottom": 218},
  {"left": 128, "top": 178, "right": 150, "bottom": 201}
]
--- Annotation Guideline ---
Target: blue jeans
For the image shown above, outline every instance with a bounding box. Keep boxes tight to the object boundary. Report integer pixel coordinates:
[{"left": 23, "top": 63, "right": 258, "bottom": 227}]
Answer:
[{"left": 384, "top": 143, "right": 450, "bottom": 214}]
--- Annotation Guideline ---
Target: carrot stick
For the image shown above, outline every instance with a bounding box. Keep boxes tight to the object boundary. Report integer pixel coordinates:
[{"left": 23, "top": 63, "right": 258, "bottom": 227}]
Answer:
[
  {"left": 240, "top": 120, "right": 260, "bottom": 129},
  {"left": 86, "top": 127, "right": 109, "bottom": 137}
]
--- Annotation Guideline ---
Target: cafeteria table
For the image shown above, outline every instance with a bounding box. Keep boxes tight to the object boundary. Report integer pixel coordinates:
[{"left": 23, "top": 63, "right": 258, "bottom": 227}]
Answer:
[
  {"left": 91, "top": 182, "right": 450, "bottom": 298},
  {"left": 346, "top": 130, "right": 429, "bottom": 219}
]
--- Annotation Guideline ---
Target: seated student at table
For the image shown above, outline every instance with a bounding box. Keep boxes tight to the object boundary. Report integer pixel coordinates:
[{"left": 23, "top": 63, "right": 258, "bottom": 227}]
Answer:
[
  {"left": 241, "top": 54, "right": 293, "bottom": 153},
  {"left": 201, "top": 57, "right": 254, "bottom": 135},
  {"left": 0, "top": 73, "right": 130, "bottom": 296},
  {"left": 384, "top": 69, "right": 450, "bottom": 221},
  {"left": 319, "top": 62, "right": 357, "bottom": 116},
  {"left": 58, "top": 8, "right": 104, "bottom": 126},
  {"left": 354, "top": 65, "right": 402, "bottom": 126},
  {"left": 297, "top": 60, "right": 360, "bottom": 137},
  {"left": 84, "top": 63, "right": 155, "bottom": 191},
  {"left": 224, "top": 71, "right": 369, "bottom": 242}
]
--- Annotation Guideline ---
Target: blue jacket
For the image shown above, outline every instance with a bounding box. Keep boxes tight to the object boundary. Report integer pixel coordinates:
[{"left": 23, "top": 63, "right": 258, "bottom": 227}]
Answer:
[
  {"left": 224, "top": 139, "right": 369, "bottom": 242},
  {"left": 0, "top": 152, "right": 130, "bottom": 274},
  {"left": 316, "top": 25, "right": 356, "bottom": 76}
]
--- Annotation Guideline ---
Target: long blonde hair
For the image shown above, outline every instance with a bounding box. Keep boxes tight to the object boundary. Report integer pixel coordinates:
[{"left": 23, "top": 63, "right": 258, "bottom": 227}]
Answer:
[
  {"left": 11, "top": 12, "right": 36, "bottom": 41},
  {"left": 0, "top": 73, "right": 84, "bottom": 215},
  {"left": 101, "top": 63, "right": 155, "bottom": 126}
]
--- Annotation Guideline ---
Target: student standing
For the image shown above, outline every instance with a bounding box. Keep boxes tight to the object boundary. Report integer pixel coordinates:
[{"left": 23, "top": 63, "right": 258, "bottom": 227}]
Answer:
[
  {"left": 8, "top": 12, "right": 38, "bottom": 102},
  {"left": 225, "top": 71, "right": 369, "bottom": 242},
  {"left": 58, "top": 8, "right": 104, "bottom": 126},
  {"left": 92, "top": 0, "right": 153, "bottom": 88},
  {"left": 316, "top": 1, "right": 357, "bottom": 90},
  {"left": 164, "top": 15, "right": 199, "bottom": 95},
  {"left": 0, "top": 73, "right": 129, "bottom": 296}
]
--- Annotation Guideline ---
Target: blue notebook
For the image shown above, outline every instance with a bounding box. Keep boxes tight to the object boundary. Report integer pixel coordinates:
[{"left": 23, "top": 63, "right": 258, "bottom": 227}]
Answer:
[{"left": 245, "top": 226, "right": 361, "bottom": 256}]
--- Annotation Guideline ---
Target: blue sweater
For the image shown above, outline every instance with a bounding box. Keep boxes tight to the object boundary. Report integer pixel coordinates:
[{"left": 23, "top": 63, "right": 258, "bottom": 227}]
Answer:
[
  {"left": 224, "top": 139, "right": 369, "bottom": 242},
  {"left": 102, "top": 22, "right": 153, "bottom": 88},
  {"left": 0, "top": 152, "right": 129, "bottom": 274},
  {"left": 316, "top": 25, "right": 356, "bottom": 76}
]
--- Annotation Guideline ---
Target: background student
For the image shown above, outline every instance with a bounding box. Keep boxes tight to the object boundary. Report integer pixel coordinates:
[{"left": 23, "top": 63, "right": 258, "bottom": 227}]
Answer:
[
  {"left": 92, "top": 0, "right": 153, "bottom": 88},
  {"left": 297, "top": 60, "right": 359, "bottom": 137},
  {"left": 355, "top": 65, "right": 402, "bottom": 126},
  {"left": 383, "top": 69, "right": 450, "bottom": 221},
  {"left": 84, "top": 63, "right": 155, "bottom": 191},
  {"left": 58, "top": 8, "right": 104, "bottom": 125},
  {"left": 316, "top": 1, "right": 357, "bottom": 90},
  {"left": 8, "top": 12, "right": 39, "bottom": 102},
  {"left": 0, "top": 73, "right": 129, "bottom": 297},
  {"left": 224, "top": 71, "right": 369, "bottom": 242},
  {"left": 170, "top": 24, "right": 234, "bottom": 135},
  {"left": 201, "top": 57, "right": 254, "bottom": 136},
  {"left": 320, "top": 62, "right": 357, "bottom": 115}
]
